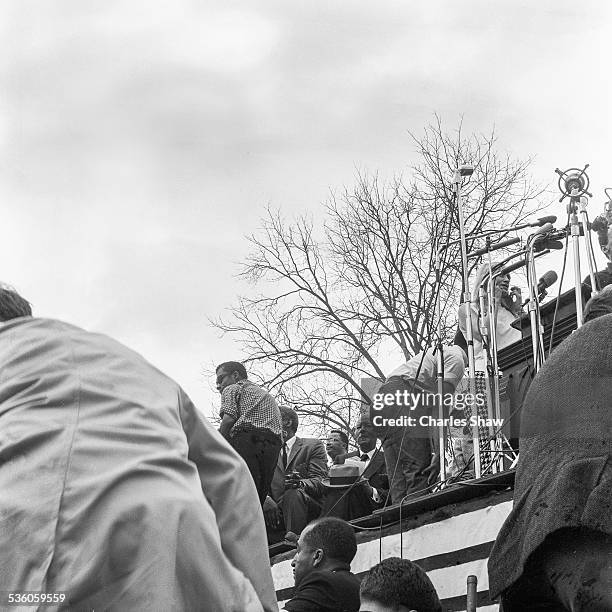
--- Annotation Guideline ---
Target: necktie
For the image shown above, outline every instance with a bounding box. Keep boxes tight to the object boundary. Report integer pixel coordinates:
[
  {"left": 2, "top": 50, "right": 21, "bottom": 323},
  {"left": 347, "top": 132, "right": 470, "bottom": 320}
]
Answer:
[
  {"left": 282, "top": 444, "right": 288, "bottom": 469},
  {"left": 360, "top": 453, "right": 369, "bottom": 462}
]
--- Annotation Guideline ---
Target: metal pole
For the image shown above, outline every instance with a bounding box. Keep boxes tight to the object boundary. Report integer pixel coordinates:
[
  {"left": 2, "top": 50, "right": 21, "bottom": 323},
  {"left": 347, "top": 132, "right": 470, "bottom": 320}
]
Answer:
[
  {"left": 466, "top": 575, "right": 478, "bottom": 612},
  {"left": 434, "top": 245, "right": 446, "bottom": 482},
  {"left": 453, "top": 167, "right": 481, "bottom": 479},
  {"left": 567, "top": 188, "right": 584, "bottom": 327},
  {"left": 579, "top": 196, "right": 599, "bottom": 292}
]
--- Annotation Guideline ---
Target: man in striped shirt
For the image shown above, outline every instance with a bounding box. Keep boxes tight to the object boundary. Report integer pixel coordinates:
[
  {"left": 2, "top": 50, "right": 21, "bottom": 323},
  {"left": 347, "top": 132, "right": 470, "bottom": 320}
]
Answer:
[{"left": 217, "top": 361, "right": 283, "bottom": 505}]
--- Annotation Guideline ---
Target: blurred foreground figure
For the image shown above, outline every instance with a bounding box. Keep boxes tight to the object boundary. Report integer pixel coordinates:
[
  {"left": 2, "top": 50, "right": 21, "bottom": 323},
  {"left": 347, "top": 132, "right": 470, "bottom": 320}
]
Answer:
[
  {"left": 0, "top": 288, "right": 277, "bottom": 611},
  {"left": 488, "top": 312, "right": 612, "bottom": 611}
]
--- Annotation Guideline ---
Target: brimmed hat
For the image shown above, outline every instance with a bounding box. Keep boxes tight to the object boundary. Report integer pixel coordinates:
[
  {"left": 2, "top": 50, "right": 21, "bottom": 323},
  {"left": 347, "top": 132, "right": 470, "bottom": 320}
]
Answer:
[{"left": 322, "top": 464, "right": 361, "bottom": 488}]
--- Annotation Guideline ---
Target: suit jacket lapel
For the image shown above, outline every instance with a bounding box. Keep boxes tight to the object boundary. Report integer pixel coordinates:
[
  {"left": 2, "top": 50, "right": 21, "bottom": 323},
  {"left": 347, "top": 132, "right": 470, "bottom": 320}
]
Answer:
[
  {"left": 363, "top": 450, "right": 383, "bottom": 479},
  {"left": 286, "top": 437, "right": 302, "bottom": 470}
]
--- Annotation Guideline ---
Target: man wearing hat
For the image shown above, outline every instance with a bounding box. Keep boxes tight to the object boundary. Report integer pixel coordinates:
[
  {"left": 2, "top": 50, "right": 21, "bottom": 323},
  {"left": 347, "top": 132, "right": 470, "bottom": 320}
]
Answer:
[
  {"left": 319, "top": 463, "right": 376, "bottom": 521},
  {"left": 488, "top": 307, "right": 612, "bottom": 610}
]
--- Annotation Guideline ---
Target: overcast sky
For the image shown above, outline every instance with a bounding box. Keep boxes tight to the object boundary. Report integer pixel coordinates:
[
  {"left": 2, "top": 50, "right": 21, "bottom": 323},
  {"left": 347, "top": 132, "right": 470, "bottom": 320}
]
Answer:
[{"left": 1, "top": 0, "right": 610, "bottom": 416}]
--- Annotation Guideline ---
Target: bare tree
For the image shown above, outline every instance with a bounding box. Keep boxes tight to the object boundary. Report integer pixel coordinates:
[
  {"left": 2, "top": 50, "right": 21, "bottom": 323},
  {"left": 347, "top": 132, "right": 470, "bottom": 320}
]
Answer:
[{"left": 213, "top": 119, "right": 548, "bottom": 440}]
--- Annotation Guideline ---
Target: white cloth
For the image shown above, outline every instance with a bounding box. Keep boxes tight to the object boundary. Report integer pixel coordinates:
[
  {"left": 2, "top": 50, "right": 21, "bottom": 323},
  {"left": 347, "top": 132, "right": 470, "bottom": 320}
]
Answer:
[
  {"left": 459, "top": 303, "right": 521, "bottom": 369},
  {"left": 387, "top": 346, "right": 467, "bottom": 391}
]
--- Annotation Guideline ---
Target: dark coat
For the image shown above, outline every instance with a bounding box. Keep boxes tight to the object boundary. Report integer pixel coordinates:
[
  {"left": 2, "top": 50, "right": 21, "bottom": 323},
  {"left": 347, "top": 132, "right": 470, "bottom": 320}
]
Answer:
[
  {"left": 488, "top": 314, "right": 612, "bottom": 598},
  {"left": 283, "top": 567, "right": 361, "bottom": 612},
  {"left": 362, "top": 449, "right": 389, "bottom": 503},
  {"left": 270, "top": 436, "right": 328, "bottom": 501}
]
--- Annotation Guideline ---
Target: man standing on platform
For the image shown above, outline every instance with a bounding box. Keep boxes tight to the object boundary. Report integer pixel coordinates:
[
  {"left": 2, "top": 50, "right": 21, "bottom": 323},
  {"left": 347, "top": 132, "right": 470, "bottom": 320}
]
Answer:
[
  {"left": 217, "top": 360, "right": 283, "bottom": 505},
  {"left": 374, "top": 346, "right": 466, "bottom": 505}
]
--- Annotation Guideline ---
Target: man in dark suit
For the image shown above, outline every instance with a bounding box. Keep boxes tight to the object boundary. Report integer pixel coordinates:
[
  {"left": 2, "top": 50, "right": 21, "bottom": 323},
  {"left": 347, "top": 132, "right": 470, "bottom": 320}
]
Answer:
[
  {"left": 488, "top": 309, "right": 612, "bottom": 611},
  {"left": 285, "top": 517, "right": 360, "bottom": 612},
  {"left": 355, "top": 414, "right": 389, "bottom": 507},
  {"left": 264, "top": 406, "right": 328, "bottom": 539}
]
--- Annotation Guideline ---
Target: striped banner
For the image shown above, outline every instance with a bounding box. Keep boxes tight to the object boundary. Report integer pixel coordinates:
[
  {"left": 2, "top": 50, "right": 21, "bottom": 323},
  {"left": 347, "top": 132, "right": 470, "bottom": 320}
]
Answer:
[{"left": 271, "top": 491, "right": 512, "bottom": 611}]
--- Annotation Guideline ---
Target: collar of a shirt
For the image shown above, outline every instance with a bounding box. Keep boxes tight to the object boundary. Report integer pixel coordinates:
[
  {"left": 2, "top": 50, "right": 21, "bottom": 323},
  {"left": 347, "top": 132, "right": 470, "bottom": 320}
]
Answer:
[{"left": 285, "top": 435, "right": 297, "bottom": 454}]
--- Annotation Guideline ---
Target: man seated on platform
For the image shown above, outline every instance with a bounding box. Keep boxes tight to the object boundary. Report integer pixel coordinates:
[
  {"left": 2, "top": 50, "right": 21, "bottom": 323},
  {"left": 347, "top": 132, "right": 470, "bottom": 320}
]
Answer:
[
  {"left": 264, "top": 406, "right": 328, "bottom": 542},
  {"left": 326, "top": 429, "right": 350, "bottom": 466},
  {"left": 487, "top": 309, "right": 612, "bottom": 611},
  {"left": 285, "top": 517, "right": 360, "bottom": 612},
  {"left": 359, "top": 557, "right": 442, "bottom": 612},
  {"left": 352, "top": 414, "right": 389, "bottom": 507},
  {"left": 374, "top": 346, "right": 466, "bottom": 505},
  {"left": 319, "top": 464, "right": 375, "bottom": 522}
]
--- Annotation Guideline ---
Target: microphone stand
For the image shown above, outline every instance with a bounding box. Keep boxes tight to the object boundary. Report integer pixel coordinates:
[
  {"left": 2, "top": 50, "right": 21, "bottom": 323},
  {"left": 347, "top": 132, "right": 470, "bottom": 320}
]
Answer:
[
  {"left": 569, "top": 190, "right": 585, "bottom": 326},
  {"left": 434, "top": 244, "right": 447, "bottom": 483},
  {"left": 555, "top": 165, "right": 594, "bottom": 329},
  {"left": 475, "top": 256, "right": 499, "bottom": 474},
  {"left": 579, "top": 196, "right": 599, "bottom": 293},
  {"left": 452, "top": 167, "right": 481, "bottom": 480},
  {"left": 525, "top": 242, "right": 545, "bottom": 372},
  {"left": 433, "top": 206, "right": 552, "bottom": 480}
]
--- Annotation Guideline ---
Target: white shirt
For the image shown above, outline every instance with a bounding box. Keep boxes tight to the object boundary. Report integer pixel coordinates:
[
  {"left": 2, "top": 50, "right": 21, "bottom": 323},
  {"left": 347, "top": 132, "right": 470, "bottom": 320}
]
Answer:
[
  {"left": 284, "top": 435, "right": 297, "bottom": 457},
  {"left": 459, "top": 303, "right": 522, "bottom": 370},
  {"left": 387, "top": 346, "right": 466, "bottom": 391}
]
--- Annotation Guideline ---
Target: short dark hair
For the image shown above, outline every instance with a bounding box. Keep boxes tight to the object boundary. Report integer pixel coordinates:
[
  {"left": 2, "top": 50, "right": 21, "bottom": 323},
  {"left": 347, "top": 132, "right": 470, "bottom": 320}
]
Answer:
[
  {"left": 279, "top": 405, "right": 299, "bottom": 431},
  {"left": 215, "top": 361, "right": 247, "bottom": 380},
  {"left": 0, "top": 286, "right": 32, "bottom": 322},
  {"left": 302, "top": 517, "right": 357, "bottom": 564},
  {"left": 329, "top": 429, "right": 349, "bottom": 447},
  {"left": 360, "top": 557, "right": 441, "bottom": 612},
  {"left": 584, "top": 285, "right": 612, "bottom": 323}
]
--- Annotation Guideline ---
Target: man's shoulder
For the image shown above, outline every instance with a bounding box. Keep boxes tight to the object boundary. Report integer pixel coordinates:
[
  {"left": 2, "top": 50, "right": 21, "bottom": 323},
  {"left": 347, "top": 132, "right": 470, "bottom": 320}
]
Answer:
[
  {"left": 295, "top": 437, "right": 325, "bottom": 450},
  {"left": 301, "top": 569, "right": 361, "bottom": 603}
]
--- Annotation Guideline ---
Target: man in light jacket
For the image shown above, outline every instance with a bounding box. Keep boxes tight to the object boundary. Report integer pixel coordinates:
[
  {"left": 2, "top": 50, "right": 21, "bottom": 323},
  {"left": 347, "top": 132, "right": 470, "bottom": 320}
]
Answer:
[{"left": 0, "top": 285, "right": 277, "bottom": 612}]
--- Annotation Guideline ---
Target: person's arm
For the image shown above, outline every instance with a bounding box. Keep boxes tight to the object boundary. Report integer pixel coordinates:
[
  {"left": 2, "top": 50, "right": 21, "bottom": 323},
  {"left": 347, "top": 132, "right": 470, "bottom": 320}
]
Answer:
[
  {"left": 218, "top": 384, "right": 239, "bottom": 438},
  {"left": 299, "top": 440, "right": 328, "bottom": 497},
  {"left": 218, "top": 413, "right": 236, "bottom": 439}
]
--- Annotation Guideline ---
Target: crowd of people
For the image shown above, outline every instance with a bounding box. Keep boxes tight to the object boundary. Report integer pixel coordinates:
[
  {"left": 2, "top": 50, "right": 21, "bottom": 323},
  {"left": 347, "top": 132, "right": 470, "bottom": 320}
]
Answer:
[{"left": 1, "top": 226, "right": 611, "bottom": 612}]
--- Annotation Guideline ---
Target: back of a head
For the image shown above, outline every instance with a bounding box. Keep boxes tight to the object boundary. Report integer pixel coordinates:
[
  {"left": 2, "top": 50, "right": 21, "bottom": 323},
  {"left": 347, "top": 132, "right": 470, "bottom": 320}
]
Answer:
[
  {"left": 360, "top": 557, "right": 442, "bottom": 612},
  {"left": 279, "top": 405, "right": 299, "bottom": 431},
  {"left": 303, "top": 517, "right": 357, "bottom": 565},
  {"left": 583, "top": 284, "right": 612, "bottom": 323},
  {"left": 0, "top": 285, "right": 32, "bottom": 322}
]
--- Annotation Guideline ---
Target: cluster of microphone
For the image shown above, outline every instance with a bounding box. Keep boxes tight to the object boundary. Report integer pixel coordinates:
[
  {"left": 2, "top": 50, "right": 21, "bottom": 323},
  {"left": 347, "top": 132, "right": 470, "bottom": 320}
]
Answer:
[{"left": 471, "top": 215, "right": 562, "bottom": 304}]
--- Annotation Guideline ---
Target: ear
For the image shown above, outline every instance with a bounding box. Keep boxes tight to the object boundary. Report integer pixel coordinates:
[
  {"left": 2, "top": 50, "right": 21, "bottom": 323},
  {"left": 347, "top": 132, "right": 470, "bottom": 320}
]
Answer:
[{"left": 312, "top": 549, "right": 324, "bottom": 567}]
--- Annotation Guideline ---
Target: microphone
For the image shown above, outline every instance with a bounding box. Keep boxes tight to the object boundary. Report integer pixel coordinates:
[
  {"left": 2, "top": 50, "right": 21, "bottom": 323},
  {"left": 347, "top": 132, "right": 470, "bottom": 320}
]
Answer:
[
  {"left": 534, "top": 239, "right": 564, "bottom": 253},
  {"left": 469, "top": 236, "right": 521, "bottom": 258},
  {"left": 531, "top": 222, "right": 554, "bottom": 238},
  {"left": 497, "top": 249, "right": 551, "bottom": 276},
  {"left": 533, "top": 215, "right": 557, "bottom": 227},
  {"left": 537, "top": 270, "right": 558, "bottom": 297}
]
